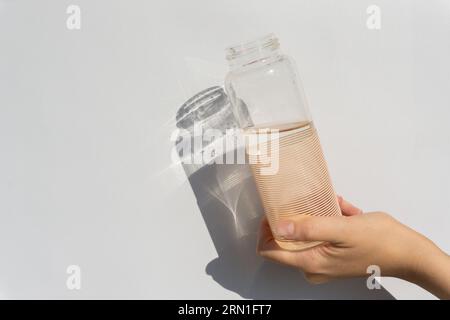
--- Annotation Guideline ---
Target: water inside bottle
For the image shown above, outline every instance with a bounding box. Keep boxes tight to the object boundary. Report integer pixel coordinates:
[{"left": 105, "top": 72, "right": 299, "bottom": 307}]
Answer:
[{"left": 245, "top": 121, "right": 341, "bottom": 251}]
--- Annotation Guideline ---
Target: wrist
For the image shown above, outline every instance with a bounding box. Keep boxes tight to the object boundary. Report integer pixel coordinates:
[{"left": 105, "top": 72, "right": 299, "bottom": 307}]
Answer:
[{"left": 402, "top": 239, "right": 450, "bottom": 299}]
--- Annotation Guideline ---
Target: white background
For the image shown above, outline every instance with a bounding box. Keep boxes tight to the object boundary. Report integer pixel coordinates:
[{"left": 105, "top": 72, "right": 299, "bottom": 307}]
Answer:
[{"left": 1, "top": 0, "right": 449, "bottom": 299}]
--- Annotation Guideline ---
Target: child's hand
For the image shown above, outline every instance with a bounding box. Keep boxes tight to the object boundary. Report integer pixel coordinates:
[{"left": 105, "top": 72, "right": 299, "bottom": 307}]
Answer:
[{"left": 257, "top": 196, "right": 450, "bottom": 299}]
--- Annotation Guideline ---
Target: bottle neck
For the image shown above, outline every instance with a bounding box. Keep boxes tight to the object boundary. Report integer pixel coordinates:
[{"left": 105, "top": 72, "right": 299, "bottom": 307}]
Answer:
[{"left": 226, "top": 34, "right": 281, "bottom": 71}]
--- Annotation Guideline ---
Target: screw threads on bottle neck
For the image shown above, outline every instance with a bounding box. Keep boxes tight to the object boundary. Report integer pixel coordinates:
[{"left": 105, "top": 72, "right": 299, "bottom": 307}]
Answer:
[{"left": 226, "top": 34, "right": 281, "bottom": 70}]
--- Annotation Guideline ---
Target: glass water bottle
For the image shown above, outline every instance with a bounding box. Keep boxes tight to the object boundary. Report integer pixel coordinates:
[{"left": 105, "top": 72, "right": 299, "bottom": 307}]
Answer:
[{"left": 224, "top": 34, "right": 341, "bottom": 251}]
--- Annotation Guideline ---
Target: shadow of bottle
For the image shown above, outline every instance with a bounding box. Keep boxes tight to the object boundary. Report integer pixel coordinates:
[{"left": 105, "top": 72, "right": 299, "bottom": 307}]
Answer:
[{"left": 176, "top": 86, "right": 394, "bottom": 299}]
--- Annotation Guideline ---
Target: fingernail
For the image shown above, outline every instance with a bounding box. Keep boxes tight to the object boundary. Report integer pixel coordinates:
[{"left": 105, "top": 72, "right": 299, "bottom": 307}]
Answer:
[{"left": 276, "top": 221, "right": 295, "bottom": 238}]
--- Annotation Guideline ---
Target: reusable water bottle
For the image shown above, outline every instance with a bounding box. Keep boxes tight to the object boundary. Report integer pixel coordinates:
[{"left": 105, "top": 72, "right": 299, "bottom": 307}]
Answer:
[{"left": 225, "top": 34, "right": 341, "bottom": 251}]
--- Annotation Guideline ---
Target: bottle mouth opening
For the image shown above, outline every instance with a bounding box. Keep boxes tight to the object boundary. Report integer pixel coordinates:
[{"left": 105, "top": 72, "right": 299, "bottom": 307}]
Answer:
[{"left": 225, "top": 34, "right": 280, "bottom": 63}]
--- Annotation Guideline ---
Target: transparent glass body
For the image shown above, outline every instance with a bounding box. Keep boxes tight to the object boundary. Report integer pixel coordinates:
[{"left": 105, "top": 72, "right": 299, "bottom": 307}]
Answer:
[{"left": 225, "top": 34, "right": 341, "bottom": 251}]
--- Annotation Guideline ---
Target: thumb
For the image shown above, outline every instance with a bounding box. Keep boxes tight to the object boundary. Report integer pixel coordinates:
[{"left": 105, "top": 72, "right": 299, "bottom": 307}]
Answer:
[{"left": 275, "top": 215, "right": 348, "bottom": 243}]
